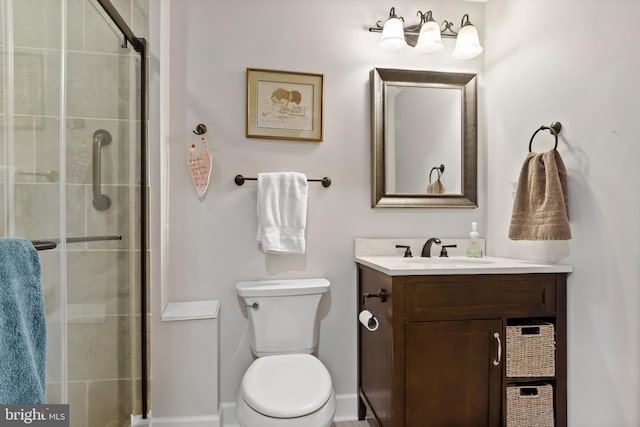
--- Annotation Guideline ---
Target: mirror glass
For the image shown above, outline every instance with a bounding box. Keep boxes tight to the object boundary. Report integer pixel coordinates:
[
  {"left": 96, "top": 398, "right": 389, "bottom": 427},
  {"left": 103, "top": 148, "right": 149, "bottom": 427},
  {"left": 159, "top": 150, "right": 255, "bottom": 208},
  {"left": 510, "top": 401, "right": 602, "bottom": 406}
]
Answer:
[{"left": 371, "top": 68, "right": 477, "bottom": 207}]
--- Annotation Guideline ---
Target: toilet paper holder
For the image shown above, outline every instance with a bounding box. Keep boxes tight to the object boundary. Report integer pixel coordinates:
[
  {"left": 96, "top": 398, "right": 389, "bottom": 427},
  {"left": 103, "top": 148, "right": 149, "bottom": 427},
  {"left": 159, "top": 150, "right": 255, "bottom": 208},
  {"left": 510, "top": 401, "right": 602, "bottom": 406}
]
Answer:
[
  {"left": 361, "top": 289, "right": 388, "bottom": 306},
  {"left": 359, "top": 289, "right": 387, "bottom": 332},
  {"left": 359, "top": 309, "right": 379, "bottom": 331}
]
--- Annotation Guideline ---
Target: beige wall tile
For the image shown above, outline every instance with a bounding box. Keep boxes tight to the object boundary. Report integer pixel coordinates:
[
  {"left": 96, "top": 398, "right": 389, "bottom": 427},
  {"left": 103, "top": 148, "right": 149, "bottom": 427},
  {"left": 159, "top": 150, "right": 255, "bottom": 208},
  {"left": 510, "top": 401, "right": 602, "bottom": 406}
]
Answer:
[
  {"left": 68, "top": 381, "right": 88, "bottom": 427},
  {"left": 66, "top": 250, "right": 139, "bottom": 315},
  {"left": 84, "top": 0, "right": 132, "bottom": 55},
  {"left": 5, "top": 49, "right": 62, "bottom": 117},
  {"left": 85, "top": 185, "right": 134, "bottom": 250},
  {"left": 68, "top": 314, "right": 138, "bottom": 381},
  {"left": 66, "top": 184, "right": 88, "bottom": 239},
  {"left": 13, "top": 0, "right": 62, "bottom": 49},
  {"left": 34, "top": 118, "right": 62, "bottom": 184},
  {"left": 14, "top": 183, "right": 61, "bottom": 238},
  {"left": 66, "top": 52, "right": 131, "bottom": 120},
  {"left": 46, "top": 320, "right": 62, "bottom": 383},
  {"left": 87, "top": 379, "right": 137, "bottom": 427},
  {"left": 0, "top": 186, "right": 4, "bottom": 236},
  {"left": 67, "top": 0, "right": 85, "bottom": 52},
  {"left": 132, "top": 0, "right": 149, "bottom": 39}
]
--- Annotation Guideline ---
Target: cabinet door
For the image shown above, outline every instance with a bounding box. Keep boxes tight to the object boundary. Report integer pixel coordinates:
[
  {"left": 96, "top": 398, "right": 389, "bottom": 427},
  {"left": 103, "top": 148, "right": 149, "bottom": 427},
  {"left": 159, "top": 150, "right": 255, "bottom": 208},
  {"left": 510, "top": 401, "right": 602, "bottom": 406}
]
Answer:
[{"left": 406, "top": 320, "right": 503, "bottom": 427}]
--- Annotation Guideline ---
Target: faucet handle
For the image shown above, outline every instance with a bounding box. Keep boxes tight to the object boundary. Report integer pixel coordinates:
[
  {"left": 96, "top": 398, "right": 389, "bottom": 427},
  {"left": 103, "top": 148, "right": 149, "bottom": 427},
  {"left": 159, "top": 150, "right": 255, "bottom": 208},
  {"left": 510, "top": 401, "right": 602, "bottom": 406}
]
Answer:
[
  {"left": 395, "top": 244, "right": 413, "bottom": 258},
  {"left": 440, "top": 244, "right": 457, "bottom": 257}
]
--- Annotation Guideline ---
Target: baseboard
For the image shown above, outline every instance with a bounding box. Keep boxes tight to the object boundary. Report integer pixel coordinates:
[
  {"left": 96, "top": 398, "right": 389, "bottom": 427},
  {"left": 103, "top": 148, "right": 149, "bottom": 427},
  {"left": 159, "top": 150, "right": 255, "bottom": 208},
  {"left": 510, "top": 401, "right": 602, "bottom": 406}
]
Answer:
[
  {"left": 220, "top": 402, "right": 238, "bottom": 427},
  {"left": 131, "top": 414, "right": 151, "bottom": 426},
  {"left": 332, "top": 393, "right": 358, "bottom": 422},
  {"left": 131, "top": 411, "right": 221, "bottom": 427},
  {"left": 220, "top": 393, "right": 358, "bottom": 426}
]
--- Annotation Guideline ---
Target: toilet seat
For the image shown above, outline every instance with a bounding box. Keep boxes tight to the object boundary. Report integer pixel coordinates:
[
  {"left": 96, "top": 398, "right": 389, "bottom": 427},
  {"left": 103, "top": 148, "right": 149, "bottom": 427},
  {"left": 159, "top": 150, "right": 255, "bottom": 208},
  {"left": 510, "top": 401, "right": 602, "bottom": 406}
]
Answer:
[{"left": 240, "top": 354, "right": 332, "bottom": 418}]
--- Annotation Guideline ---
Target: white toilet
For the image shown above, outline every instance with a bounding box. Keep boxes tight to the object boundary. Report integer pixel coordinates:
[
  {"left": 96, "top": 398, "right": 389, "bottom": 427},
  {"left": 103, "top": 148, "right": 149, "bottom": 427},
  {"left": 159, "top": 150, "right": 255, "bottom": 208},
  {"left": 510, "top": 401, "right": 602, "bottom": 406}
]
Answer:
[{"left": 235, "top": 278, "right": 336, "bottom": 427}]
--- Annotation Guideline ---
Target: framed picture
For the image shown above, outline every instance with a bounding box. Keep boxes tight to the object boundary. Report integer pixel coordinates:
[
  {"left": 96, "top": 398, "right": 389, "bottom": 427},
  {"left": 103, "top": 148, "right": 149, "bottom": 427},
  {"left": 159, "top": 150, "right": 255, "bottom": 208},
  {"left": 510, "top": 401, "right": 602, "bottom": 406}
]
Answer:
[{"left": 246, "top": 68, "right": 324, "bottom": 141}]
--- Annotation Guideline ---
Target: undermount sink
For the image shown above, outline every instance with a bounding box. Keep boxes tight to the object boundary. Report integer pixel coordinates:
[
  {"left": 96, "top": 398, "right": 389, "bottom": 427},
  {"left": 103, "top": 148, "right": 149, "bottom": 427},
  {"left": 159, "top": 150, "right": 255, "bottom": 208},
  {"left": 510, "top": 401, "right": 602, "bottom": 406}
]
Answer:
[{"left": 402, "top": 256, "right": 495, "bottom": 265}]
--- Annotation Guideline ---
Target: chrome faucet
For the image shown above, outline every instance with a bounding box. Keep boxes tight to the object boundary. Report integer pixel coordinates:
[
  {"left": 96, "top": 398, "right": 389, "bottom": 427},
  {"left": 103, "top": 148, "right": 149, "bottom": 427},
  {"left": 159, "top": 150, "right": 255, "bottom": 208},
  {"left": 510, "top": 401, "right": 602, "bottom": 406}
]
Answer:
[{"left": 421, "top": 238, "right": 441, "bottom": 257}]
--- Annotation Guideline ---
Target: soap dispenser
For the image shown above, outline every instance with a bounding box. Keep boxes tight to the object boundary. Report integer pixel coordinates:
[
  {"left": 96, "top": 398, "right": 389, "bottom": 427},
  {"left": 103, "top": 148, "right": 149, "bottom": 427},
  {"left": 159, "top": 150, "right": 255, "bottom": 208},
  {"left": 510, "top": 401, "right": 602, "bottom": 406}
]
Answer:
[{"left": 466, "top": 222, "right": 483, "bottom": 258}]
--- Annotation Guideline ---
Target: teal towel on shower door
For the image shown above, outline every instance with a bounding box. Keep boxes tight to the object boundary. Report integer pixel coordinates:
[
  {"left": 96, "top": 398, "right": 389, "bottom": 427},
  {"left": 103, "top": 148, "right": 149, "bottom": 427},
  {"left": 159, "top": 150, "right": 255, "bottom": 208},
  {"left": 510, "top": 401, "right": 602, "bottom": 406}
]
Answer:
[{"left": 0, "top": 238, "right": 46, "bottom": 404}]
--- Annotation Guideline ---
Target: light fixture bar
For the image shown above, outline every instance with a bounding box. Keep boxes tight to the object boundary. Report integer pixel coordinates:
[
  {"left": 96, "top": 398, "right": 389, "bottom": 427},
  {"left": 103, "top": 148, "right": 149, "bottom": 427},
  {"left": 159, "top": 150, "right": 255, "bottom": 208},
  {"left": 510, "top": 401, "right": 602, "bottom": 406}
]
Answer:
[
  {"left": 369, "top": 21, "right": 459, "bottom": 41},
  {"left": 368, "top": 7, "right": 483, "bottom": 58}
]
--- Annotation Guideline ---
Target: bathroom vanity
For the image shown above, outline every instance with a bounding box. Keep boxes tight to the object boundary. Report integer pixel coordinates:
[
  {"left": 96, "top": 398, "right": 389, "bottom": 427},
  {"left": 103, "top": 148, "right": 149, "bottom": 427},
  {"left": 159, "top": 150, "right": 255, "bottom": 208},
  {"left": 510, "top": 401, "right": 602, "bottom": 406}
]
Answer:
[{"left": 355, "top": 255, "right": 572, "bottom": 427}]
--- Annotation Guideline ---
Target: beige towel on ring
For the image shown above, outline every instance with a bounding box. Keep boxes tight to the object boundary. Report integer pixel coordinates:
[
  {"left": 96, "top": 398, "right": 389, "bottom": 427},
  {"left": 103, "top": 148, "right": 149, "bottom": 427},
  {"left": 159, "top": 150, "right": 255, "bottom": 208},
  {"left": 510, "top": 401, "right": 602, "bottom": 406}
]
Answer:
[
  {"left": 509, "top": 150, "right": 571, "bottom": 240},
  {"left": 426, "top": 179, "right": 445, "bottom": 194}
]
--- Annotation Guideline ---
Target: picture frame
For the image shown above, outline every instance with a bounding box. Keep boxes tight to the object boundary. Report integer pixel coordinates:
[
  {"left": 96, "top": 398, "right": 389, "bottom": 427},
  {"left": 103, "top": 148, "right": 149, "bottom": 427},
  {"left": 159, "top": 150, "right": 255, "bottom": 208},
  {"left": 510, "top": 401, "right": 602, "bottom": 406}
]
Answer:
[{"left": 246, "top": 68, "right": 324, "bottom": 141}]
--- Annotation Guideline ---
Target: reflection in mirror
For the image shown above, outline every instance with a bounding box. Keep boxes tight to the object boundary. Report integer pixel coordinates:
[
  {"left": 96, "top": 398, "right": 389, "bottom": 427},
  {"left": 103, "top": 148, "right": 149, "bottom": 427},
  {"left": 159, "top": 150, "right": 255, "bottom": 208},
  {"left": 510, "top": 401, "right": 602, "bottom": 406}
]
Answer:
[
  {"left": 371, "top": 68, "right": 477, "bottom": 208},
  {"left": 385, "top": 85, "right": 462, "bottom": 194}
]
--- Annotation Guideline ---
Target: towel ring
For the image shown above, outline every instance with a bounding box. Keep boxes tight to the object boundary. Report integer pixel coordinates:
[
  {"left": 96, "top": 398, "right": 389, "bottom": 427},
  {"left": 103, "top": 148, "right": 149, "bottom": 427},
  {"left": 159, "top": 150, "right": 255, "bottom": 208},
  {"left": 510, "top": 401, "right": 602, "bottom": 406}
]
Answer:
[
  {"left": 428, "top": 164, "right": 445, "bottom": 183},
  {"left": 529, "top": 121, "right": 562, "bottom": 152}
]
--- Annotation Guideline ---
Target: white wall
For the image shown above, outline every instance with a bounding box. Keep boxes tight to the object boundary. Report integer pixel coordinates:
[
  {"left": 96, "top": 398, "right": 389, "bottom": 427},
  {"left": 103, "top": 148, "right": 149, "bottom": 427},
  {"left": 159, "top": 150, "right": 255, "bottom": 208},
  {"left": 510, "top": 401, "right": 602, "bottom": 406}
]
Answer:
[
  {"left": 485, "top": 1, "right": 640, "bottom": 426},
  {"left": 151, "top": 1, "right": 640, "bottom": 425},
  {"left": 150, "top": 0, "right": 486, "bottom": 420}
]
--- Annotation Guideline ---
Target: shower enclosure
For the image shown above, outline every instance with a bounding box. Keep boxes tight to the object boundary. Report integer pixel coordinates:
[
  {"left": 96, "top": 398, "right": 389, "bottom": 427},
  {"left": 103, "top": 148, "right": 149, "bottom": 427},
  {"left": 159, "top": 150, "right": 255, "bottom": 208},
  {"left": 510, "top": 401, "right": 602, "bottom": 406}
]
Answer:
[{"left": 0, "top": 1, "right": 148, "bottom": 425}]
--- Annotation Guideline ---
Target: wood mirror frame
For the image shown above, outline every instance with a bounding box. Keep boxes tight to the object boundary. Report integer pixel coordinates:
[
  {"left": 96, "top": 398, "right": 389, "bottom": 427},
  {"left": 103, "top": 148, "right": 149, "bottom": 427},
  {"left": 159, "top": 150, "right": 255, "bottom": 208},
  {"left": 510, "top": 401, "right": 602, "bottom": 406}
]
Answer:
[{"left": 371, "top": 68, "right": 477, "bottom": 208}]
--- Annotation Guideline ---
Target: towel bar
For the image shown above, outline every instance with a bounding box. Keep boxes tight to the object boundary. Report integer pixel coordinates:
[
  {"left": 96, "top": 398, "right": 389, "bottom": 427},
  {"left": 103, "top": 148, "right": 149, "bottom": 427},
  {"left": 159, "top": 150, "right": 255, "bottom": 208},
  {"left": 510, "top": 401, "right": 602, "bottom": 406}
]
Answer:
[
  {"left": 31, "top": 235, "right": 122, "bottom": 251},
  {"left": 234, "top": 174, "right": 332, "bottom": 188},
  {"left": 32, "top": 241, "right": 57, "bottom": 251}
]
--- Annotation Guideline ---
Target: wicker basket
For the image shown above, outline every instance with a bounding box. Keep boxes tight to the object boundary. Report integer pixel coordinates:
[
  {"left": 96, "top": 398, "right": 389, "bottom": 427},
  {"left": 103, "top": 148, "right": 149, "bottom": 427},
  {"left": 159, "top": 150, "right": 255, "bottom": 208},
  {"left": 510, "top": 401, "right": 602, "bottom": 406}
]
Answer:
[
  {"left": 506, "top": 322, "right": 555, "bottom": 377},
  {"left": 506, "top": 384, "right": 554, "bottom": 427}
]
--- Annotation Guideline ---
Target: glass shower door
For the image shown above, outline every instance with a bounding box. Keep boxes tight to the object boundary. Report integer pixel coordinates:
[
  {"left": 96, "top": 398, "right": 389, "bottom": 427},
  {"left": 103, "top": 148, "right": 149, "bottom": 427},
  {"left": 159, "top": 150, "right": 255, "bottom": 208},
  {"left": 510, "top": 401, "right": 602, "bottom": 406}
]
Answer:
[
  {"left": 64, "top": 2, "right": 144, "bottom": 425},
  {"left": 1, "top": 1, "right": 147, "bottom": 426}
]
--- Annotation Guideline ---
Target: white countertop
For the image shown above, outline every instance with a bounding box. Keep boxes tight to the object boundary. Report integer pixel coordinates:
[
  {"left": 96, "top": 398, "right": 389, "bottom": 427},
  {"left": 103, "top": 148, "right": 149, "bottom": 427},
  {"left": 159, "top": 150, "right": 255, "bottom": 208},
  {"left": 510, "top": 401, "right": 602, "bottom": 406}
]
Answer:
[{"left": 355, "top": 255, "right": 573, "bottom": 276}]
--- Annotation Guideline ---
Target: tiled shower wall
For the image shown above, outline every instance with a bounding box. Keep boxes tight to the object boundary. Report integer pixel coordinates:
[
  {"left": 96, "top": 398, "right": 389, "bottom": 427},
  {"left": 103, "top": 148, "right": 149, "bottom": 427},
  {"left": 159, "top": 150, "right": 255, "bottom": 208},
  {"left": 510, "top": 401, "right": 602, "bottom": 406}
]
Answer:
[{"left": 1, "top": 1, "right": 148, "bottom": 426}]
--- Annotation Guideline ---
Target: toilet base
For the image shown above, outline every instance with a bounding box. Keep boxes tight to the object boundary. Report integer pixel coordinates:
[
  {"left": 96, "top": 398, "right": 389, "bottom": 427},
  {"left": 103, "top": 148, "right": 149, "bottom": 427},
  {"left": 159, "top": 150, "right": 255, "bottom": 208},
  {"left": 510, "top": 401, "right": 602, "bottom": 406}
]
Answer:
[{"left": 236, "top": 389, "right": 336, "bottom": 427}]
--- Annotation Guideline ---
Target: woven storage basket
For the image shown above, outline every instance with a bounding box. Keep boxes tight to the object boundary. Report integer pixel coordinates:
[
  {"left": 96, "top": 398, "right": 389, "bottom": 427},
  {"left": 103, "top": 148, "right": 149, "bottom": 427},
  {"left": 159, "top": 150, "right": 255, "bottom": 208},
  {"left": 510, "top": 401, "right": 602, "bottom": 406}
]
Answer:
[
  {"left": 507, "top": 384, "right": 554, "bottom": 427},
  {"left": 506, "top": 323, "right": 555, "bottom": 377}
]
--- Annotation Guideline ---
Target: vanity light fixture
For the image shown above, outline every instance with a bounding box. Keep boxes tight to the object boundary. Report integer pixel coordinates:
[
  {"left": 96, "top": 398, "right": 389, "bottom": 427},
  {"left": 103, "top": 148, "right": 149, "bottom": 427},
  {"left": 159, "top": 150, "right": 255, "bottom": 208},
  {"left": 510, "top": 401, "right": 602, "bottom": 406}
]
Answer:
[{"left": 370, "top": 8, "right": 483, "bottom": 59}]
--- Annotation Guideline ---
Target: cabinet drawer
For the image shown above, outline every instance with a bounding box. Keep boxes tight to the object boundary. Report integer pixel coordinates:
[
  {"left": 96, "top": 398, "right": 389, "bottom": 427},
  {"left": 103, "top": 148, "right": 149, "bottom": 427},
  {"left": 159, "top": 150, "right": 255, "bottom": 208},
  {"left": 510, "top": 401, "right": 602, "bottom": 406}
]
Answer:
[{"left": 404, "top": 274, "right": 556, "bottom": 320}]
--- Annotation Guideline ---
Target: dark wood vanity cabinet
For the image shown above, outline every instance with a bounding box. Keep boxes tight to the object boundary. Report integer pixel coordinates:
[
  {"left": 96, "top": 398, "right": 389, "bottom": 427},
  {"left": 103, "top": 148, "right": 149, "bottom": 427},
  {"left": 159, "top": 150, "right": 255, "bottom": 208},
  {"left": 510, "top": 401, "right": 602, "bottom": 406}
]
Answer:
[
  {"left": 356, "top": 264, "right": 568, "bottom": 427},
  {"left": 405, "top": 319, "right": 503, "bottom": 426}
]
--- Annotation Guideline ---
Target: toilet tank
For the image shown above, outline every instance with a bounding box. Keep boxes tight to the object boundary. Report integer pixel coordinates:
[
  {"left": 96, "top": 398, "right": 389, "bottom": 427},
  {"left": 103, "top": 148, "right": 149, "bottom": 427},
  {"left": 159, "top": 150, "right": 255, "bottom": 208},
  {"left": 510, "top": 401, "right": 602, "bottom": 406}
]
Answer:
[{"left": 236, "top": 278, "right": 329, "bottom": 357}]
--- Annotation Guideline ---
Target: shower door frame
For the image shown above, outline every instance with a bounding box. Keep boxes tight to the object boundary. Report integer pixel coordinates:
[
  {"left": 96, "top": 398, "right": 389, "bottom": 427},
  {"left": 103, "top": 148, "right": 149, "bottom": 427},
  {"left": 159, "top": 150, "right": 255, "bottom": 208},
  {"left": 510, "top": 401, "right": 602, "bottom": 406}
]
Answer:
[{"left": 95, "top": 0, "right": 149, "bottom": 419}]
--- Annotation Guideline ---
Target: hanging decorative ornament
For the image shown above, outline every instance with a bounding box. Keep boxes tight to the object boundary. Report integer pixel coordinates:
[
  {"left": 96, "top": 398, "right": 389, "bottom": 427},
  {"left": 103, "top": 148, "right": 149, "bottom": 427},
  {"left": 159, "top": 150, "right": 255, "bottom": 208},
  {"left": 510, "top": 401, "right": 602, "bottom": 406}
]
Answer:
[{"left": 188, "top": 132, "right": 212, "bottom": 198}]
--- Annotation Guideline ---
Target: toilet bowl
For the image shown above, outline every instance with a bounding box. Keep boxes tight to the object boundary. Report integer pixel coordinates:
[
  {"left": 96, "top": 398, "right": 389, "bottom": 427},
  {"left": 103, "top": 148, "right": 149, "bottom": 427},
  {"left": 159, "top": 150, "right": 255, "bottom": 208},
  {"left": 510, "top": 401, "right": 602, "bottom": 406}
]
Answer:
[
  {"left": 235, "top": 279, "right": 335, "bottom": 427},
  {"left": 236, "top": 354, "right": 336, "bottom": 427}
]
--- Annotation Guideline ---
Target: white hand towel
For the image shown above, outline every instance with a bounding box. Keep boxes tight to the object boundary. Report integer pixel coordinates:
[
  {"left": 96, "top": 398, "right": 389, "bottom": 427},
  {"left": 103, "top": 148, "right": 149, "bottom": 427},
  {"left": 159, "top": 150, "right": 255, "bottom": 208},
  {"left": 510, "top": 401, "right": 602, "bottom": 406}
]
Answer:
[{"left": 256, "top": 172, "right": 308, "bottom": 254}]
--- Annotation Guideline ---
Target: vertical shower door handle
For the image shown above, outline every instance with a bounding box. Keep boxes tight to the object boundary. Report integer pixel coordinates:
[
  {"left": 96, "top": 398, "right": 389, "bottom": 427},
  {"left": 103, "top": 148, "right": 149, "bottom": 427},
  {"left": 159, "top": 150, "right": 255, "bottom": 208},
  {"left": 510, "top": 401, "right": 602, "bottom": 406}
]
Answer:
[{"left": 92, "top": 129, "right": 112, "bottom": 210}]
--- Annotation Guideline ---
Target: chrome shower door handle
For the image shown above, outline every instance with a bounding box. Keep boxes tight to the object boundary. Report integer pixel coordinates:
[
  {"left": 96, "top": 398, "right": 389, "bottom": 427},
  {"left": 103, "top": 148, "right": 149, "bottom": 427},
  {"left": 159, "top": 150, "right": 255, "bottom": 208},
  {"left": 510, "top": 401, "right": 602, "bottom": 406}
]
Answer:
[
  {"left": 92, "top": 129, "right": 112, "bottom": 210},
  {"left": 493, "top": 332, "right": 502, "bottom": 366}
]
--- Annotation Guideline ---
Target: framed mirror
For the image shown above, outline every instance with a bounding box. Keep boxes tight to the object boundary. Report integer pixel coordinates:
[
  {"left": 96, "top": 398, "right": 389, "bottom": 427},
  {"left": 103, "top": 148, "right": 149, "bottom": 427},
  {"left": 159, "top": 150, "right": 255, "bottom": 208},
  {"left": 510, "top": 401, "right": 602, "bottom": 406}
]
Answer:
[{"left": 371, "top": 68, "right": 477, "bottom": 208}]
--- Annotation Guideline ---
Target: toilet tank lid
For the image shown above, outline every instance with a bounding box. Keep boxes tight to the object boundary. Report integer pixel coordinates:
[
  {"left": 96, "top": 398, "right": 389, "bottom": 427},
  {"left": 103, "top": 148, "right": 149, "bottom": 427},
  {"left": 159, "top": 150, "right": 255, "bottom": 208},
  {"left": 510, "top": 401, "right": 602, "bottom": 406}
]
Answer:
[{"left": 235, "top": 278, "right": 330, "bottom": 297}]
